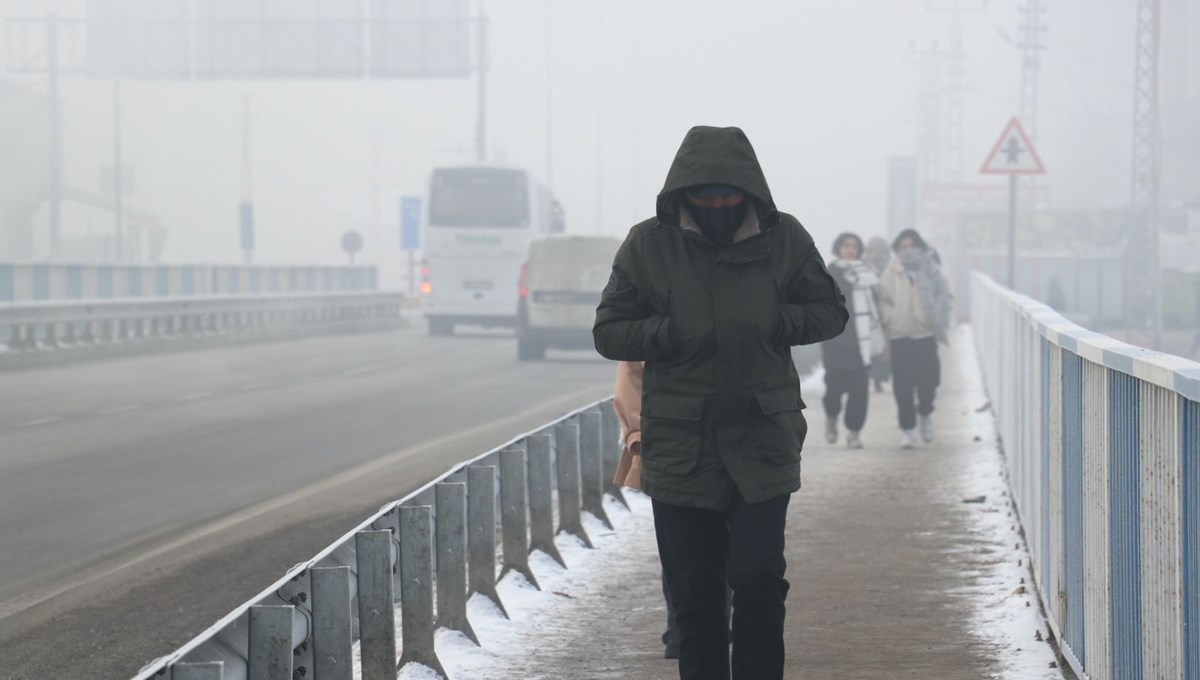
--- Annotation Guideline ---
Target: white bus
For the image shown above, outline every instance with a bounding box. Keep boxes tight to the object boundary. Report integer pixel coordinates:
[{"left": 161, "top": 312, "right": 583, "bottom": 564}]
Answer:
[{"left": 420, "top": 164, "right": 565, "bottom": 335}]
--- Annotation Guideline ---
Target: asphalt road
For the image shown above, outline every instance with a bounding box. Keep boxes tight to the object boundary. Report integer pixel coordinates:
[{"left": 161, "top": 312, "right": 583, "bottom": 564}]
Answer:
[{"left": 0, "top": 326, "right": 614, "bottom": 679}]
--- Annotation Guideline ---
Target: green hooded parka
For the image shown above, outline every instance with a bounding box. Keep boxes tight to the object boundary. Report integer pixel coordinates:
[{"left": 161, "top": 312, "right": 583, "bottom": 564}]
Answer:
[{"left": 593, "top": 126, "right": 849, "bottom": 510}]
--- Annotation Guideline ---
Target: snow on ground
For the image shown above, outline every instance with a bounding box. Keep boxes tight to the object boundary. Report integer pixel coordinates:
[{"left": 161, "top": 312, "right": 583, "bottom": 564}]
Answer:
[
  {"left": 354, "top": 492, "right": 656, "bottom": 680},
  {"left": 952, "top": 326, "right": 1066, "bottom": 680}
]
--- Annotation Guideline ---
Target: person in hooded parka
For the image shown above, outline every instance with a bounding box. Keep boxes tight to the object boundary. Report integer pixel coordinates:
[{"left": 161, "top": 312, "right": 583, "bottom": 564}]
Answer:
[{"left": 593, "top": 126, "right": 848, "bottom": 680}]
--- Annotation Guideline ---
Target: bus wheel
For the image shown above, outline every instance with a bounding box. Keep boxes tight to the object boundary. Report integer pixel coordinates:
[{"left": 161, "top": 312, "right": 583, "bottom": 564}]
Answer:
[
  {"left": 429, "top": 318, "right": 455, "bottom": 336},
  {"left": 517, "top": 336, "right": 546, "bottom": 361}
]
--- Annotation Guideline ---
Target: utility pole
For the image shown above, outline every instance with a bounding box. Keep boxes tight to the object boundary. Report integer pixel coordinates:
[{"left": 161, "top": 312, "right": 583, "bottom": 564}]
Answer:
[
  {"left": 545, "top": 0, "right": 553, "bottom": 183},
  {"left": 1129, "top": 0, "right": 1162, "bottom": 347},
  {"left": 46, "top": 13, "right": 62, "bottom": 261},
  {"left": 1017, "top": 0, "right": 1046, "bottom": 140},
  {"left": 113, "top": 79, "right": 125, "bottom": 262},
  {"left": 926, "top": 0, "right": 988, "bottom": 183},
  {"left": 595, "top": 16, "right": 604, "bottom": 236},
  {"left": 475, "top": 11, "right": 488, "bottom": 163},
  {"left": 912, "top": 43, "right": 945, "bottom": 186},
  {"left": 1016, "top": 0, "right": 1047, "bottom": 225},
  {"left": 240, "top": 97, "right": 255, "bottom": 265}
]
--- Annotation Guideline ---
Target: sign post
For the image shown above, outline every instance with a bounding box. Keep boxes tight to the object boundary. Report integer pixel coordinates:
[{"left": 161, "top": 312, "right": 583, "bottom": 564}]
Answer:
[
  {"left": 341, "top": 230, "right": 363, "bottom": 266},
  {"left": 400, "top": 196, "right": 422, "bottom": 295},
  {"left": 980, "top": 117, "right": 1045, "bottom": 289},
  {"left": 239, "top": 201, "right": 255, "bottom": 265}
]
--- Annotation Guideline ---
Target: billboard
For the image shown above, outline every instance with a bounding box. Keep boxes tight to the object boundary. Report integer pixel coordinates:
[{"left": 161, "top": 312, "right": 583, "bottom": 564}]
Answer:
[
  {"left": 86, "top": 0, "right": 191, "bottom": 78},
  {"left": 195, "top": 0, "right": 365, "bottom": 78},
  {"left": 81, "top": 0, "right": 472, "bottom": 80},
  {"left": 369, "top": 0, "right": 471, "bottom": 78}
]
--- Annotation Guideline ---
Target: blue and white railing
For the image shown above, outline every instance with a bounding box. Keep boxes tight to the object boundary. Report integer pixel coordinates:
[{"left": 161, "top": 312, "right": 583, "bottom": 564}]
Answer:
[{"left": 972, "top": 272, "right": 1200, "bottom": 680}]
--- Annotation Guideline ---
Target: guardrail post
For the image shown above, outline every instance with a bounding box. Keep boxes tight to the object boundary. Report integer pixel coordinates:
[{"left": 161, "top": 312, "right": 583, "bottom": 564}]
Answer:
[
  {"left": 601, "top": 403, "right": 630, "bottom": 509},
  {"left": 310, "top": 566, "right": 353, "bottom": 680},
  {"left": 467, "top": 465, "right": 507, "bottom": 617},
  {"left": 527, "top": 434, "right": 566, "bottom": 567},
  {"left": 79, "top": 319, "right": 96, "bottom": 344},
  {"left": 248, "top": 605, "right": 293, "bottom": 680},
  {"left": 42, "top": 322, "right": 61, "bottom": 349},
  {"left": 435, "top": 482, "right": 478, "bottom": 644},
  {"left": 579, "top": 411, "right": 613, "bottom": 529},
  {"left": 554, "top": 422, "right": 592, "bottom": 548},
  {"left": 500, "top": 447, "right": 539, "bottom": 588},
  {"left": 398, "top": 505, "right": 447, "bottom": 677},
  {"left": 355, "top": 530, "right": 397, "bottom": 680},
  {"left": 171, "top": 662, "right": 223, "bottom": 679}
]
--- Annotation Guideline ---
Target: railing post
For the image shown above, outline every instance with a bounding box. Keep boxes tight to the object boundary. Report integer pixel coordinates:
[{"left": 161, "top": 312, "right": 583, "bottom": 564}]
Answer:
[
  {"left": 601, "top": 403, "right": 630, "bottom": 509},
  {"left": 310, "top": 566, "right": 353, "bottom": 680},
  {"left": 499, "top": 447, "right": 540, "bottom": 588},
  {"left": 467, "top": 465, "right": 507, "bottom": 617},
  {"left": 248, "top": 605, "right": 293, "bottom": 680},
  {"left": 355, "top": 530, "right": 397, "bottom": 680},
  {"left": 79, "top": 319, "right": 96, "bottom": 344},
  {"left": 554, "top": 422, "right": 592, "bottom": 548},
  {"left": 398, "top": 505, "right": 447, "bottom": 677},
  {"left": 579, "top": 411, "right": 613, "bottom": 529},
  {"left": 527, "top": 434, "right": 566, "bottom": 567},
  {"left": 435, "top": 482, "right": 479, "bottom": 643},
  {"left": 171, "top": 661, "right": 223, "bottom": 679}
]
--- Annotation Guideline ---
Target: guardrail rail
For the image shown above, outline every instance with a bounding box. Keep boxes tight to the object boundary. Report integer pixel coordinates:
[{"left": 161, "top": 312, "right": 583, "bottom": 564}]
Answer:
[
  {"left": 132, "top": 398, "right": 629, "bottom": 680},
  {"left": 0, "top": 292, "right": 406, "bottom": 369}
]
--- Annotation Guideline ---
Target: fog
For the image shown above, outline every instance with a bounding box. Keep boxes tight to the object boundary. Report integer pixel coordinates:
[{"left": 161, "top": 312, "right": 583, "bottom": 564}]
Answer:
[{"left": 0, "top": 0, "right": 1196, "bottom": 277}]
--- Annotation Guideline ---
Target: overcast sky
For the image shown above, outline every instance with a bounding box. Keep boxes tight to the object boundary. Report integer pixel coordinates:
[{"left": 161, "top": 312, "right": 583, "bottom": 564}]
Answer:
[{"left": 0, "top": 0, "right": 1195, "bottom": 276}]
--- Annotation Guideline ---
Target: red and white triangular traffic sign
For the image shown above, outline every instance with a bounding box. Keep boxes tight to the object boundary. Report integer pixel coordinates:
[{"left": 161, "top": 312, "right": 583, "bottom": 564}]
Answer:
[{"left": 980, "top": 117, "right": 1045, "bottom": 175}]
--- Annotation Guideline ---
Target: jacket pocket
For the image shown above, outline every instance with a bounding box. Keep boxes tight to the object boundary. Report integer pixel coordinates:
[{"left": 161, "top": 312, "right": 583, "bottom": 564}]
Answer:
[
  {"left": 751, "top": 387, "right": 807, "bottom": 464},
  {"left": 641, "top": 392, "right": 706, "bottom": 476}
]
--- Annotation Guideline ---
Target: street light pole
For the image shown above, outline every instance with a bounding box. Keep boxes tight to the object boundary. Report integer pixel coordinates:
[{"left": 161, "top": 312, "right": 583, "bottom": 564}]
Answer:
[
  {"left": 46, "top": 12, "right": 62, "bottom": 260},
  {"left": 475, "top": 11, "right": 488, "bottom": 163},
  {"left": 113, "top": 79, "right": 125, "bottom": 262}
]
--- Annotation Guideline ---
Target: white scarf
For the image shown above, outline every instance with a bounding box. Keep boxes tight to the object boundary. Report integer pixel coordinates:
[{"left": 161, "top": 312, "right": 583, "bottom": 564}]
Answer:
[{"left": 831, "top": 259, "right": 885, "bottom": 365}]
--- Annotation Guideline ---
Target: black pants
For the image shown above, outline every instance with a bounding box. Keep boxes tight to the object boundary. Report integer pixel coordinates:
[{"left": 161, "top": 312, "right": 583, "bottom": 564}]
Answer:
[
  {"left": 653, "top": 491, "right": 790, "bottom": 680},
  {"left": 822, "top": 366, "right": 869, "bottom": 431},
  {"left": 890, "top": 336, "right": 940, "bottom": 430}
]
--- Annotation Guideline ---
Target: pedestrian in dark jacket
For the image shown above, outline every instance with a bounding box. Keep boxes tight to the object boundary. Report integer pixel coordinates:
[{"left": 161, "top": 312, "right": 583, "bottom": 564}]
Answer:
[
  {"left": 594, "top": 126, "right": 848, "bottom": 680},
  {"left": 820, "top": 232, "right": 883, "bottom": 449}
]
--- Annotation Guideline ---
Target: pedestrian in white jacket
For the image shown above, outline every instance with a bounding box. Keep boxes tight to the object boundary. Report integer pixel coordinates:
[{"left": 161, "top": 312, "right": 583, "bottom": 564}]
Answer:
[{"left": 876, "top": 229, "right": 954, "bottom": 449}]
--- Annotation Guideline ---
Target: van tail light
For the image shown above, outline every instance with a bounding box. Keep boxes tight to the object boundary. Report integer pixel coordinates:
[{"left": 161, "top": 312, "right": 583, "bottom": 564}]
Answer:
[
  {"left": 518, "top": 262, "right": 529, "bottom": 299},
  {"left": 419, "top": 260, "right": 432, "bottom": 295}
]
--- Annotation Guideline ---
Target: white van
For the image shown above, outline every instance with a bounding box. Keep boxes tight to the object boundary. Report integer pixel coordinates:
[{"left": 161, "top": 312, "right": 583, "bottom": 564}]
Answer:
[
  {"left": 420, "top": 165, "right": 565, "bottom": 335},
  {"left": 517, "top": 235, "right": 621, "bottom": 361}
]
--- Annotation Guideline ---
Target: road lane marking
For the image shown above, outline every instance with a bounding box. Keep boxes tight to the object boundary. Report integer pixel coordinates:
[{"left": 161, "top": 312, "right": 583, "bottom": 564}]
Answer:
[
  {"left": 341, "top": 363, "right": 389, "bottom": 378},
  {"left": 174, "top": 392, "right": 212, "bottom": 402},
  {"left": 0, "top": 382, "right": 611, "bottom": 624},
  {"left": 237, "top": 383, "right": 270, "bottom": 391},
  {"left": 98, "top": 405, "right": 140, "bottom": 415},
  {"left": 17, "top": 416, "right": 61, "bottom": 428}
]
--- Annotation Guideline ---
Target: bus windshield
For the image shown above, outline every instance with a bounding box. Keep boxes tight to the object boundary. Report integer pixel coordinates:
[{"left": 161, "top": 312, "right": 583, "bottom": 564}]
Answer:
[{"left": 429, "top": 168, "right": 529, "bottom": 228}]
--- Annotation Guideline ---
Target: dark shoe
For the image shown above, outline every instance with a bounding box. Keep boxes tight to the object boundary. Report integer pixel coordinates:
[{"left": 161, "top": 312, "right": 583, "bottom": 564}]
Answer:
[{"left": 664, "top": 639, "right": 680, "bottom": 659}]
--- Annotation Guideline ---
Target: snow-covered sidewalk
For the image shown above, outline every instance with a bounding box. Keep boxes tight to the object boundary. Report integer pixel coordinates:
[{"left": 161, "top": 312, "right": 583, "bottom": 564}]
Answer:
[{"left": 368, "top": 326, "right": 1066, "bottom": 679}]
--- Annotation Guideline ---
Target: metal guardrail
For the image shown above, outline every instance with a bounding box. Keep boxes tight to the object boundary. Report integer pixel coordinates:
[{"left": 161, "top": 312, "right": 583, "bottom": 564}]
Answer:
[
  {"left": 132, "top": 398, "right": 628, "bottom": 680},
  {"left": 0, "top": 292, "right": 407, "bottom": 368},
  {"left": 0, "top": 262, "right": 378, "bottom": 303},
  {"left": 971, "top": 272, "right": 1200, "bottom": 680}
]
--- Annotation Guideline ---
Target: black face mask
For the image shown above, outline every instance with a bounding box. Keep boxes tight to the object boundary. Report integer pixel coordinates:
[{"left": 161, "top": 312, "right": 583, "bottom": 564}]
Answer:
[{"left": 684, "top": 200, "right": 749, "bottom": 246}]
